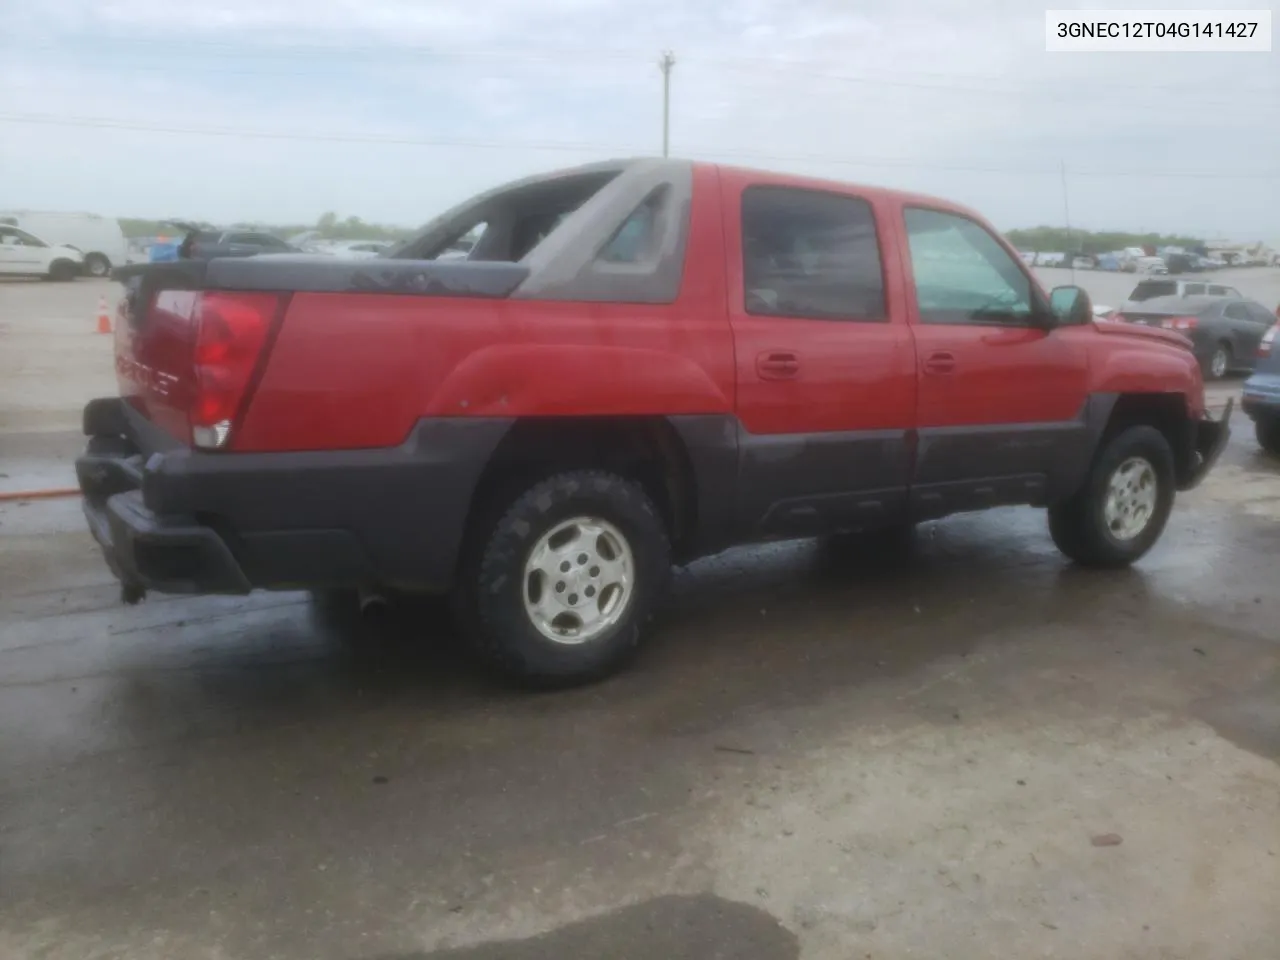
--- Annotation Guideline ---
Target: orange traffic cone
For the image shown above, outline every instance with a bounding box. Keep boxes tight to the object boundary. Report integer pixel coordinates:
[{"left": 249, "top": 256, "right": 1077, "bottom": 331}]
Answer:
[{"left": 96, "top": 296, "right": 112, "bottom": 335}]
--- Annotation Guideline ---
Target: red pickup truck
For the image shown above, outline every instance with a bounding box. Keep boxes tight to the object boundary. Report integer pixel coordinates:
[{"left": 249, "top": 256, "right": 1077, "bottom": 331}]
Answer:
[{"left": 77, "top": 158, "right": 1231, "bottom": 686}]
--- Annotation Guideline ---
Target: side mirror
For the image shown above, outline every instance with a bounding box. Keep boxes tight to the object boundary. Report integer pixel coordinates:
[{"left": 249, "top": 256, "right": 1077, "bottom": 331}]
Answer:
[{"left": 1049, "top": 285, "right": 1093, "bottom": 326}]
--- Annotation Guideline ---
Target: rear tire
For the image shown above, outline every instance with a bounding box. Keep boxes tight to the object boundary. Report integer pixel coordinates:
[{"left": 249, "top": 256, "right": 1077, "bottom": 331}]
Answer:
[
  {"left": 1204, "top": 342, "right": 1231, "bottom": 380},
  {"left": 1256, "top": 417, "right": 1280, "bottom": 457},
  {"left": 83, "top": 253, "right": 110, "bottom": 278},
  {"left": 456, "top": 470, "right": 671, "bottom": 688},
  {"left": 1048, "top": 425, "right": 1176, "bottom": 568}
]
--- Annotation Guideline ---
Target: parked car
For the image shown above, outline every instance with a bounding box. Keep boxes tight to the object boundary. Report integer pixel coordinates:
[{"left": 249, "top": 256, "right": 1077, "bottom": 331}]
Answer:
[
  {"left": 0, "top": 210, "right": 128, "bottom": 278},
  {"left": 76, "top": 158, "right": 1231, "bottom": 687},
  {"left": 1242, "top": 321, "right": 1280, "bottom": 454},
  {"left": 1135, "top": 256, "right": 1168, "bottom": 274},
  {"left": 322, "top": 240, "right": 392, "bottom": 260},
  {"left": 1116, "top": 294, "right": 1276, "bottom": 379},
  {"left": 1120, "top": 278, "right": 1240, "bottom": 311},
  {"left": 0, "top": 224, "right": 85, "bottom": 280},
  {"left": 161, "top": 222, "right": 304, "bottom": 261}
]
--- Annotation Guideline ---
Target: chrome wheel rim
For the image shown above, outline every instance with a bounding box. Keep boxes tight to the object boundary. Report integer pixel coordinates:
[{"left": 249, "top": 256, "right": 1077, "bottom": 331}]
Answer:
[
  {"left": 1104, "top": 457, "right": 1158, "bottom": 541},
  {"left": 1211, "top": 349, "right": 1228, "bottom": 378},
  {"left": 522, "top": 517, "right": 635, "bottom": 645}
]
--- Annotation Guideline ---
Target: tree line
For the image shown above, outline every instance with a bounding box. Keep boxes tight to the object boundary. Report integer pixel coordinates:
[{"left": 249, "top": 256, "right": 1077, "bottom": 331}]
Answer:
[
  {"left": 1004, "top": 227, "right": 1205, "bottom": 255},
  {"left": 118, "top": 212, "right": 414, "bottom": 241},
  {"left": 117, "top": 215, "right": 1216, "bottom": 255}
]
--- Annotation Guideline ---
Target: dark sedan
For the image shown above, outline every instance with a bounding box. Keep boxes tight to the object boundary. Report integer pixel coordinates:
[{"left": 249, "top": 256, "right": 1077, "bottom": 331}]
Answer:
[{"left": 1117, "top": 294, "right": 1277, "bottom": 380}]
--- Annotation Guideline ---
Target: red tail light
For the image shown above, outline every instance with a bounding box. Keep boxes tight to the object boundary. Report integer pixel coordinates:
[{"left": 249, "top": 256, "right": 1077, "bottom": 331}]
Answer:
[
  {"left": 1161, "top": 316, "right": 1198, "bottom": 332},
  {"left": 191, "top": 292, "right": 283, "bottom": 449},
  {"left": 1260, "top": 323, "right": 1278, "bottom": 358}
]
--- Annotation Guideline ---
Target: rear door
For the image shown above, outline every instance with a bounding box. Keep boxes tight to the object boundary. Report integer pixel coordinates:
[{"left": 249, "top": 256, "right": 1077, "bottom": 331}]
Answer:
[
  {"left": 1222, "top": 301, "right": 1266, "bottom": 359},
  {"left": 902, "top": 205, "right": 1090, "bottom": 518},
  {"left": 722, "top": 172, "right": 917, "bottom": 539}
]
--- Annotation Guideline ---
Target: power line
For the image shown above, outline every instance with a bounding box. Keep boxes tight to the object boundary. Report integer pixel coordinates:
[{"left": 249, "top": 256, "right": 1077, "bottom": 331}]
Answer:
[{"left": 3, "top": 112, "right": 1278, "bottom": 181}]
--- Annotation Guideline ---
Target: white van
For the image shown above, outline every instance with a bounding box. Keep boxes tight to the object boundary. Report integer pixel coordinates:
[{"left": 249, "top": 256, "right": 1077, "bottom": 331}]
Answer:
[
  {"left": 0, "top": 225, "right": 85, "bottom": 280},
  {"left": 0, "top": 211, "right": 128, "bottom": 278}
]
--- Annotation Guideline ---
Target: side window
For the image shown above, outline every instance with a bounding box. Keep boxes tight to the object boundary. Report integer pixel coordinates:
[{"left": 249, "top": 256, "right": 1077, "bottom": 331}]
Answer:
[
  {"left": 1183, "top": 283, "right": 1206, "bottom": 296},
  {"left": 1208, "top": 285, "right": 1231, "bottom": 296},
  {"left": 1131, "top": 281, "right": 1175, "bottom": 301},
  {"left": 1224, "top": 303, "right": 1250, "bottom": 321},
  {"left": 904, "top": 207, "right": 1034, "bottom": 325},
  {"left": 741, "top": 185, "right": 886, "bottom": 321},
  {"left": 2, "top": 228, "right": 45, "bottom": 248},
  {"left": 256, "top": 235, "right": 288, "bottom": 249},
  {"left": 598, "top": 188, "right": 666, "bottom": 265}
]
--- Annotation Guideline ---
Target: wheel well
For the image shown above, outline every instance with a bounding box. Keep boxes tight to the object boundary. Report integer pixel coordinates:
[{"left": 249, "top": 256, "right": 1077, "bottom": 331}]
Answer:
[
  {"left": 1104, "top": 393, "right": 1195, "bottom": 484},
  {"left": 465, "top": 416, "right": 697, "bottom": 553}
]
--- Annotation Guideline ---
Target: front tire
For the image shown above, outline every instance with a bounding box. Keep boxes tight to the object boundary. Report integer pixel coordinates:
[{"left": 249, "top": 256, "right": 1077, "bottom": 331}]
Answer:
[
  {"left": 1257, "top": 417, "right": 1280, "bottom": 457},
  {"left": 46, "top": 259, "right": 78, "bottom": 282},
  {"left": 83, "top": 253, "right": 111, "bottom": 278},
  {"left": 458, "top": 470, "right": 671, "bottom": 687},
  {"left": 1048, "top": 425, "right": 1176, "bottom": 568}
]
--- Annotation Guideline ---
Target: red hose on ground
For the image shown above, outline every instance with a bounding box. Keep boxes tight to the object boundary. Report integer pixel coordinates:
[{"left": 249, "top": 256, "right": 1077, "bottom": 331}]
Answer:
[{"left": 0, "top": 488, "right": 81, "bottom": 502}]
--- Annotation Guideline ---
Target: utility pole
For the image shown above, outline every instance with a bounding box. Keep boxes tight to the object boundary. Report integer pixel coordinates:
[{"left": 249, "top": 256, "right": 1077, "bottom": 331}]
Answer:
[
  {"left": 1060, "top": 159, "right": 1075, "bottom": 281},
  {"left": 659, "top": 50, "right": 675, "bottom": 157}
]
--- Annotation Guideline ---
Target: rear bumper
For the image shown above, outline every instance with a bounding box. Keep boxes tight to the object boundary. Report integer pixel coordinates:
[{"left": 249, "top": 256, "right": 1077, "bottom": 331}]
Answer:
[
  {"left": 1241, "top": 373, "right": 1280, "bottom": 422},
  {"left": 1178, "top": 398, "right": 1232, "bottom": 492},
  {"left": 76, "top": 398, "right": 512, "bottom": 597}
]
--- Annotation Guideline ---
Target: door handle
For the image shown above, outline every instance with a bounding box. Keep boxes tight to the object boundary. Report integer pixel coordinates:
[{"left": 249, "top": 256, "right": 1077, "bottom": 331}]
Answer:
[
  {"left": 756, "top": 351, "right": 800, "bottom": 379},
  {"left": 923, "top": 351, "right": 956, "bottom": 374}
]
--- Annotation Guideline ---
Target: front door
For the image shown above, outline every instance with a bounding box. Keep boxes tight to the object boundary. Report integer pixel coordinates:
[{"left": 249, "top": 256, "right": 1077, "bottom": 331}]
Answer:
[
  {"left": 722, "top": 173, "right": 918, "bottom": 539},
  {"left": 902, "top": 205, "right": 1090, "bottom": 519},
  {"left": 0, "top": 227, "right": 40, "bottom": 275}
]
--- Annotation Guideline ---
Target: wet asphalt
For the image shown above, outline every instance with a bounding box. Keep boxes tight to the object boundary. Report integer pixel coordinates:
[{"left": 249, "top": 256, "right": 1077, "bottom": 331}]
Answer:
[{"left": 4, "top": 409, "right": 1280, "bottom": 959}]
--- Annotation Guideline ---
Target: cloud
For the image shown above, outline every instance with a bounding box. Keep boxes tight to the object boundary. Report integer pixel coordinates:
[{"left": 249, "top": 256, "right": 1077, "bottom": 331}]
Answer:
[{"left": 2, "top": 0, "right": 1277, "bottom": 238}]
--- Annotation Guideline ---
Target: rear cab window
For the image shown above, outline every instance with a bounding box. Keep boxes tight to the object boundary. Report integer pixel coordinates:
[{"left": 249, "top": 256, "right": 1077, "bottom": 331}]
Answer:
[
  {"left": 902, "top": 207, "right": 1034, "bottom": 326},
  {"left": 740, "top": 185, "right": 886, "bottom": 321},
  {"left": 1245, "top": 303, "right": 1277, "bottom": 325}
]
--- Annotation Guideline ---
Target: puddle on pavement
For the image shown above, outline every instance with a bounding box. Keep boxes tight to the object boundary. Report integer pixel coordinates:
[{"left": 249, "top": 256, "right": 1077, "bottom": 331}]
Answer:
[{"left": 385, "top": 894, "right": 798, "bottom": 960}]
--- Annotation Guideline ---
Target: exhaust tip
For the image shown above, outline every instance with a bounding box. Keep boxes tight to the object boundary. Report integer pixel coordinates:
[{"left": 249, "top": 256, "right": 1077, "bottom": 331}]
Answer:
[{"left": 357, "top": 588, "right": 389, "bottom": 617}]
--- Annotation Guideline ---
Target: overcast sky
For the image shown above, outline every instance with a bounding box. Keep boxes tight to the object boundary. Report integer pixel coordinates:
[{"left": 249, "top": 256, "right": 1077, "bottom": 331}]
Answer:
[{"left": 1, "top": 0, "right": 1277, "bottom": 239}]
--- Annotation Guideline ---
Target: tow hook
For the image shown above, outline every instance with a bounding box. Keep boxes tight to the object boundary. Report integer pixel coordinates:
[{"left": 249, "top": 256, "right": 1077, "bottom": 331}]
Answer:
[{"left": 121, "top": 582, "right": 146, "bottom": 605}]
